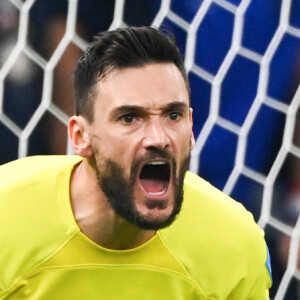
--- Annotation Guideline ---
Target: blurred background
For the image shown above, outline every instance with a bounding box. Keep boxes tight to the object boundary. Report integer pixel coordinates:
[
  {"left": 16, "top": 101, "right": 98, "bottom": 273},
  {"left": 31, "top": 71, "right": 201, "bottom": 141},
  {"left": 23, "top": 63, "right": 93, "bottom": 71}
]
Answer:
[{"left": 0, "top": 0, "right": 300, "bottom": 298}]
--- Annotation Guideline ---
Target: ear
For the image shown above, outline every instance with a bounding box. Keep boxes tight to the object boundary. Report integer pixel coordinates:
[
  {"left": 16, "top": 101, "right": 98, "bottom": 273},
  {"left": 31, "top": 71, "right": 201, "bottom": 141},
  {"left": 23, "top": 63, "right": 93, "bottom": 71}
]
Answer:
[
  {"left": 189, "top": 108, "right": 195, "bottom": 150},
  {"left": 68, "top": 116, "right": 93, "bottom": 157}
]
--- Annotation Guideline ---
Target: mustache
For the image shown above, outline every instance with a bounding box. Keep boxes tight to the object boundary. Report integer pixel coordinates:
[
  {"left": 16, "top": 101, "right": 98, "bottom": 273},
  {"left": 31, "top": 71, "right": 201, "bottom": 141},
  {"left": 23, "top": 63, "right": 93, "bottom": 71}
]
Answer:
[{"left": 134, "top": 148, "right": 174, "bottom": 163}]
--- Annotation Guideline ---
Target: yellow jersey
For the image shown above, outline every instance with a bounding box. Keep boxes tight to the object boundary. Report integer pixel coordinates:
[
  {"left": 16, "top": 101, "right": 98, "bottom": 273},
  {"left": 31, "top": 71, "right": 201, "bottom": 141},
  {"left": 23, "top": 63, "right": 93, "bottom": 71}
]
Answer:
[{"left": 0, "top": 155, "right": 272, "bottom": 299}]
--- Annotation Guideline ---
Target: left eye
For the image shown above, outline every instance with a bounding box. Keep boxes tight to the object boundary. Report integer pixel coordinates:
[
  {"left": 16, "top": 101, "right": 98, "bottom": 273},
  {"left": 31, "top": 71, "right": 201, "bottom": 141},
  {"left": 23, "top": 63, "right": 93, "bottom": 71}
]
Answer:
[{"left": 168, "top": 112, "right": 182, "bottom": 121}]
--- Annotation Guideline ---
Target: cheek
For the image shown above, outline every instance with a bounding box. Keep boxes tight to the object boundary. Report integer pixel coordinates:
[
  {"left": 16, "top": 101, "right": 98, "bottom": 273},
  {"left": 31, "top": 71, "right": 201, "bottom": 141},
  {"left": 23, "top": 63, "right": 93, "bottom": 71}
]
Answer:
[
  {"left": 178, "top": 126, "right": 193, "bottom": 150},
  {"left": 97, "top": 136, "right": 137, "bottom": 174},
  {"left": 170, "top": 131, "right": 192, "bottom": 167},
  {"left": 92, "top": 134, "right": 121, "bottom": 158},
  {"left": 90, "top": 137, "right": 117, "bottom": 170}
]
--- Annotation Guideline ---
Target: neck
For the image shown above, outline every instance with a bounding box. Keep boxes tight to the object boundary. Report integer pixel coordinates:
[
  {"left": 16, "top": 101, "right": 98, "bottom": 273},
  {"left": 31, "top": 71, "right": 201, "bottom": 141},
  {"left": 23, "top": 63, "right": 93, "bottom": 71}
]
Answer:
[{"left": 70, "top": 159, "right": 155, "bottom": 250}]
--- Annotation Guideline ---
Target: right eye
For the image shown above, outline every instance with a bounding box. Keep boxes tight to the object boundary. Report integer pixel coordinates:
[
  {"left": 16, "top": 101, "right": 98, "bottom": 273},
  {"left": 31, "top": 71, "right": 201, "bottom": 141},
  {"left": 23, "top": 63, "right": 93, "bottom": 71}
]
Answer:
[{"left": 120, "top": 114, "right": 136, "bottom": 124}]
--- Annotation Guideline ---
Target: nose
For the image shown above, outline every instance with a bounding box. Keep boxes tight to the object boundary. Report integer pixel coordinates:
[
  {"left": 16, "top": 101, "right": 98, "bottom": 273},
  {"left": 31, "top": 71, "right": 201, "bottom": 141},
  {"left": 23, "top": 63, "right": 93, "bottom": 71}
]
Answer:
[{"left": 142, "top": 117, "right": 171, "bottom": 150}]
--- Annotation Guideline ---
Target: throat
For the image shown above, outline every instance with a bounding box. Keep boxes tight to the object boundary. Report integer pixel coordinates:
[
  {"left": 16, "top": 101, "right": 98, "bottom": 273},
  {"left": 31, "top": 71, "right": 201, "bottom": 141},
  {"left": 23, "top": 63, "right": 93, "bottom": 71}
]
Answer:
[{"left": 80, "top": 216, "right": 156, "bottom": 250}]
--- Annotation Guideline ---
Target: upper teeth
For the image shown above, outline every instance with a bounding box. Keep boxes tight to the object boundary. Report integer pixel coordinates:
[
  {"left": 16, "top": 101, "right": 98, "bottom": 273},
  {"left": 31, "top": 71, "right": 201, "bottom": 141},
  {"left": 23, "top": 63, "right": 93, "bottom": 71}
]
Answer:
[{"left": 147, "top": 161, "right": 166, "bottom": 165}]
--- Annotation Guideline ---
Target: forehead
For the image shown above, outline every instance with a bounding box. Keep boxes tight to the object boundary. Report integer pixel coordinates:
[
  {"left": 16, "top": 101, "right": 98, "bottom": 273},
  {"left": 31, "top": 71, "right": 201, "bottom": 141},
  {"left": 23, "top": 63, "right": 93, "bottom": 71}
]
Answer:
[{"left": 93, "top": 63, "right": 189, "bottom": 113}]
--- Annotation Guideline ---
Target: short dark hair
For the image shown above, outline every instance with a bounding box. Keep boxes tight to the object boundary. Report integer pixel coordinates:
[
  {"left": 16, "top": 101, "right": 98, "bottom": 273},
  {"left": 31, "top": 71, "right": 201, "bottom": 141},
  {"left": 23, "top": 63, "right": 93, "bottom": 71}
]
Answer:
[{"left": 73, "top": 26, "right": 189, "bottom": 122}]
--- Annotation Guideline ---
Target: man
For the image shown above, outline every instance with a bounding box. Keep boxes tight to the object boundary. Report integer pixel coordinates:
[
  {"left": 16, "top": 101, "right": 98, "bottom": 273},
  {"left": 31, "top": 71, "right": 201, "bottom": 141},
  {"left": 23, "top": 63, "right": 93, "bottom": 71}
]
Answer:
[{"left": 0, "top": 27, "right": 271, "bottom": 299}]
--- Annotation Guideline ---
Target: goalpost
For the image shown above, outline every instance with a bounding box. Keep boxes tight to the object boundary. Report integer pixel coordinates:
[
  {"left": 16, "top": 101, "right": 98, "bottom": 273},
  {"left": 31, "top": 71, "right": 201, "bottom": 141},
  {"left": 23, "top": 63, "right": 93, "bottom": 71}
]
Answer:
[{"left": 1, "top": 0, "right": 300, "bottom": 298}]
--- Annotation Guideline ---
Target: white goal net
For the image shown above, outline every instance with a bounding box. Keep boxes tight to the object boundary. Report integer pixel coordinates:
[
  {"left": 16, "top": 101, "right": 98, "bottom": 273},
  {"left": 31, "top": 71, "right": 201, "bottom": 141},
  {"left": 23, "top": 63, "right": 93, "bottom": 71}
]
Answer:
[{"left": 1, "top": 0, "right": 300, "bottom": 298}]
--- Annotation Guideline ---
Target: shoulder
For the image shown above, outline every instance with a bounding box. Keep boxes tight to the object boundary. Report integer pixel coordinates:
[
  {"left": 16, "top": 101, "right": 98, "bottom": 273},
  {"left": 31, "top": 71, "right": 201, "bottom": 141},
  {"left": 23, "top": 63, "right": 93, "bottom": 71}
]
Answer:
[
  {"left": 162, "top": 171, "right": 264, "bottom": 245},
  {"left": 0, "top": 155, "right": 81, "bottom": 294},
  {"left": 179, "top": 171, "right": 258, "bottom": 233},
  {"left": 158, "top": 171, "right": 271, "bottom": 298},
  {"left": 0, "top": 155, "right": 82, "bottom": 190}
]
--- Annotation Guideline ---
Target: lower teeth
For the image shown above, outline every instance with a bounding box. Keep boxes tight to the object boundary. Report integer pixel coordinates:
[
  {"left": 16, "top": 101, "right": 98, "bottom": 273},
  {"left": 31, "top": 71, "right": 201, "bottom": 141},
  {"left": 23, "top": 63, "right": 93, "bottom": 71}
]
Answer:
[{"left": 148, "top": 188, "right": 166, "bottom": 196}]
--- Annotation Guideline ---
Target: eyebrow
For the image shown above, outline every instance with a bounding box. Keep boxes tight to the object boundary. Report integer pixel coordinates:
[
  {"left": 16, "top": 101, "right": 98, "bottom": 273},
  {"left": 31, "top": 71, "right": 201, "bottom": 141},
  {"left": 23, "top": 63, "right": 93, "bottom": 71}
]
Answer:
[
  {"left": 162, "top": 102, "right": 189, "bottom": 112},
  {"left": 109, "top": 102, "right": 189, "bottom": 120}
]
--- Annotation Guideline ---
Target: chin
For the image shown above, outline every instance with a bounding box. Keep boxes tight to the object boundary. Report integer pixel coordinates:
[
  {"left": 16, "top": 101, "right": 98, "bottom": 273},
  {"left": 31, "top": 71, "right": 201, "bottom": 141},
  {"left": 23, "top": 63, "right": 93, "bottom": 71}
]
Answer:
[{"left": 134, "top": 200, "right": 179, "bottom": 230}]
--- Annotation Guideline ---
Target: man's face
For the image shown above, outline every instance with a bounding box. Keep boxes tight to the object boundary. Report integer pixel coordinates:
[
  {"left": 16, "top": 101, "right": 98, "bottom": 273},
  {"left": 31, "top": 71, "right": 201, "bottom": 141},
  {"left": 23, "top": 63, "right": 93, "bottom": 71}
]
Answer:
[{"left": 87, "top": 63, "right": 194, "bottom": 230}]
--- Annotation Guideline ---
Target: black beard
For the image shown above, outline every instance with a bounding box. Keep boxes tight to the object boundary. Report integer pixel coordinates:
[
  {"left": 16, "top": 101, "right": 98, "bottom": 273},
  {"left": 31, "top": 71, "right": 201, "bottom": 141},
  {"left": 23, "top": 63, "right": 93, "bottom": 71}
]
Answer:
[{"left": 92, "top": 149, "right": 190, "bottom": 230}]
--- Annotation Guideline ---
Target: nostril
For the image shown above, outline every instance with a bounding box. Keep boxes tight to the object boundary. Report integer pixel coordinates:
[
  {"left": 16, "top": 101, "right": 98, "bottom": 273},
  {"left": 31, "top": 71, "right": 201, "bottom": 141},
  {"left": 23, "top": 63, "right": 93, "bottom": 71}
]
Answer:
[{"left": 143, "top": 123, "right": 170, "bottom": 149}]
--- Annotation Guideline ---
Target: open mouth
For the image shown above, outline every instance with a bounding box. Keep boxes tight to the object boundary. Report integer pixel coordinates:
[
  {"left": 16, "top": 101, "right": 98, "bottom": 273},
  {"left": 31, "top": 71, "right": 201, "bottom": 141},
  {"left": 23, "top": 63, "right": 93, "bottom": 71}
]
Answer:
[{"left": 139, "top": 161, "right": 171, "bottom": 196}]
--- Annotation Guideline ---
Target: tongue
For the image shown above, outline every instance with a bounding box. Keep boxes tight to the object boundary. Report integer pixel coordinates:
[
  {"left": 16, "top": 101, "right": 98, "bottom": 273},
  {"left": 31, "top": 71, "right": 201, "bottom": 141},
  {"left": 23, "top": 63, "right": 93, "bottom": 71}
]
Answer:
[{"left": 140, "top": 179, "right": 167, "bottom": 194}]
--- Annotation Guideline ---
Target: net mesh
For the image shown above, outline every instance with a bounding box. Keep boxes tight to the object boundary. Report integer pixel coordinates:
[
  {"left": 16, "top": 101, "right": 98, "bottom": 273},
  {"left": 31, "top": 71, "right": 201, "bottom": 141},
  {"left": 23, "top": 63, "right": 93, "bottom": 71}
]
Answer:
[{"left": 1, "top": 0, "right": 300, "bottom": 298}]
